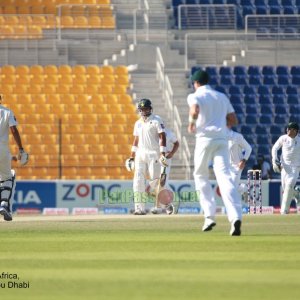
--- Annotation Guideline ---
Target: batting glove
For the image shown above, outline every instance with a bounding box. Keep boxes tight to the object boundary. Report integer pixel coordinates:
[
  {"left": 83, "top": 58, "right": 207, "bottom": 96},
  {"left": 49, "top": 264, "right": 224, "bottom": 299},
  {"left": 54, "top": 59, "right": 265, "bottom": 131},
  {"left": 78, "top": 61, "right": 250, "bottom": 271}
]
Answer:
[
  {"left": 18, "top": 149, "right": 29, "bottom": 166},
  {"left": 125, "top": 157, "right": 135, "bottom": 172},
  {"left": 272, "top": 160, "right": 281, "bottom": 173},
  {"left": 159, "top": 155, "right": 168, "bottom": 167}
]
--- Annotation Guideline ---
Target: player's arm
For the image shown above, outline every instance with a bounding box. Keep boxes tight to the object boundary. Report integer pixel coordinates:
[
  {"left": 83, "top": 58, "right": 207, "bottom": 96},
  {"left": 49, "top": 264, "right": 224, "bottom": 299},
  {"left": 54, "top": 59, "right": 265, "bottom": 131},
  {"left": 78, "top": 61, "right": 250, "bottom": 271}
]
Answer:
[
  {"left": 130, "top": 136, "right": 139, "bottom": 159},
  {"left": 10, "top": 126, "right": 29, "bottom": 165},
  {"left": 226, "top": 112, "right": 238, "bottom": 127},
  {"left": 238, "top": 137, "right": 252, "bottom": 169},
  {"left": 188, "top": 104, "right": 199, "bottom": 133},
  {"left": 166, "top": 140, "right": 179, "bottom": 159},
  {"left": 271, "top": 137, "right": 283, "bottom": 173}
]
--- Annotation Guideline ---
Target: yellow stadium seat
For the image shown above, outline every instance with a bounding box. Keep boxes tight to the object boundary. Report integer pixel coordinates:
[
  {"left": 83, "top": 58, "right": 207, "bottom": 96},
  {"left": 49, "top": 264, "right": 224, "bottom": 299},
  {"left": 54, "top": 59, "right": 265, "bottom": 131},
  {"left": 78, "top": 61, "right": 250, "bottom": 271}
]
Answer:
[
  {"left": 93, "top": 104, "right": 108, "bottom": 114},
  {"left": 107, "top": 104, "right": 122, "bottom": 113},
  {"left": 30, "top": 75, "right": 44, "bottom": 85},
  {"left": 44, "top": 65, "right": 58, "bottom": 75},
  {"left": 83, "top": 134, "right": 99, "bottom": 145},
  {"left": 88, "top": 94, "right": 103, "bottom": 104},
  {"left": 86, "top": 65, "right": 100, "bottom": 76},
  {"left": 121, "top": 104, "right": 136, "bottom": 114},
  {"left": 103, "top": 94, "right": 118, "bottom": 104},
  {"left": 82, "top": 114, "right": 98, "bottom": 124},
  {"left": 60, "top": 94, "right": 75, "bottom": 105},
  {"left": 62, "top": 145, "right": 75, "bottom": 155},
  {"left": 102, "top": 144, "right": 119, "bottom": 153},
  {"left": 87, "top": 74, "right": 101, "bottom": 84},
  {"left": 88, "top": 144, "right": 104, "bottom": 154},
  {"left": 73, "top": 74, "right": 86, "bottom": 85},
  {"left": 66, "top": 104, "right": 79, "bottom": 114},
  {"left": 119, "top": 94, "right": 132, "bottom": 104},
  {"left": 72, "top": 85, "right": 84, "bottom": 94},
  {"left": 38, "top": 124, "right": 56, "bottom": 134},
  {"left": 0, "top": 85, "right": 13, "bottom": 94},
  {"left": 60, "top": 16, "right": 74, "bottom": 28},
  {"left": 30, "top": 65, "right": 44, "bottom": 75},
  {"left": 28, "top": 26, "right": 43, "bottom": 39},
  {"left": 117, "top": 144, "right": 131, "bottom": 155},
  {"left": 13, "top": 25, "right": 27, "bottom": 39},
  {"left": 15, "top": 75, "right": 30, "bottom": 85},
  {"left": 35, "top": 103, "right": 51, "bottom": 114},
  {"left": 85, "top": 85, "right": 98, "bottom": 94},
  {"left": 98, "top": 85, "right": 112, "bottom": 94},
  {"left": 47, "top": 94, "right": 61, "bottom": 105},
  {"left": 56, "top": 84, "right": 70, "bottom": 94},
  {"left": 41, "top": 134, "right": 57, "bottom": 145},
  {"left": 113, "top": 85, "right": 127, "bottom": 94},
  {"left": 1, "top": 75, "right": 15, "bottom": 84},
  {"left": 74, "top": 16, "right": 88, "bottom": 28},
  {"left": 98, "top": 114, "right": 112, "bottom": 124},
  {"left": 74, "top": 94, "right": 89, "bottom": 105},
  {"left": 31, "top": 6, "right": 45, "bottom": 14},
  {"left": 45, "top": 5, "right": 56, "bottom": 15},
  {"left": 4, "top": 6, "right": 17, "bottom": 15},
  {"left": 1, "top": 65, "right": 15, "bottom": 75},
  {"left": 100, "top": 65, "right": 114, "bottom": 76},
  {"left": 66, "top": 115, "right": 83, "bottom": 124},
  {"left": 30, "top": 85, "right": 43, "bottom": 94},
  {"left": 51, "top": 104, "right": 64, "bottom": 115},
  {"left": 31, "top": 16, "right": 47, "bottom": 27},
  {"left": 81, "top": 124, "right": 95, "bottom": 134},
  {"left": 98, "top": 0, "right": 110, "bottom": 4},
  {"left": 114, "top": 65, "right": 128, "bottom": 76},
  {"left": 18, "top": 6, "right": 31, "bottom": 15},
  {"left": 72, "top": 65, "right": 86, "bottom": 75},
  {"left": 42, "top": 84, "right": 56, "bottom": 94},
  {"left": 101, "top": 74, "right": 114, "bottom": 84},
  {"left": 28, "top": 0, "right": 44, "bottom": 5},
  {"left": 113, "top": 134, "right": 131, "bottom": 145},
  {"left": 73, "top": 145, "right": 89, "bottom": 155},
  {"left": 15, "top": 65, "right": 30, "bottom": 75},
  {"left": 111, "top": 114, "right": 126, "bottom": 124},
  {"left": 101, "top": 16, "right": 115, "bottom": 29},
  {"left": 62, "top": 167, "right": 77, "bottom": 178},
  {"left": 69, "top": 134, "right": 85, "bottom": 145},
  {"left": 16, "top": 94, "right": 32, "bottom": 105},
  {"left": 45, "top": 74, "right": 59, "bottom": 84},
  {"left": 58, "top": 65, "right": 72, "bottom": 75},
  {"left": 61, "top": 155, "right": 79, "bottom": 166},
  {"left": 97, "top": 124, "right": 110, "bottom": 133},
  {"left": 116, "top": 75, "right": 129, "bottom": 85},
  {"left": 18, "top": 15, "right": 32, "bottom": 25},
  {"left": 39, "top": 113, "right": 57, "bottom": 124},
  {"left": 89, "top": 16, "right": 101, "bottom": 28},
  {"left": 14, "top": 85, "right": 28, "bottom": 94}
]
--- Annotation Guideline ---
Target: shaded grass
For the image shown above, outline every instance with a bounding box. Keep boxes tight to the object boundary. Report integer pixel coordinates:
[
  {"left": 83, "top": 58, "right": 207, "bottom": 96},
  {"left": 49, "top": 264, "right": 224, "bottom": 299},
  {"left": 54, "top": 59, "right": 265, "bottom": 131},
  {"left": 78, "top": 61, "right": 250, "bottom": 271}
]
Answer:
[{"left": 0, "top": 215, "right": 299, "bottom": 300}]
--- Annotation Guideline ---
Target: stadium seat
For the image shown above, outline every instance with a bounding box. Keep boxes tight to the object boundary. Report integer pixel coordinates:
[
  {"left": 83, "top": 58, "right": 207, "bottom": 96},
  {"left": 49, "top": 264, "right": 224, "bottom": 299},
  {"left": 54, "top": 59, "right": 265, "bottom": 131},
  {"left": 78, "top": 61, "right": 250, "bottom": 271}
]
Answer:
[
  {"left": 274, "top": 115, "right": 287, "bottom": 124},
  {"left": 286, "top": 85, "right": 298, "bottom": 95},
  {"left": 245, "top": 115, "right": 258, "bottom": 124},
  {"left": 249, "top": 75, "right": 262, "bottom": 85},
  {"left": 263, "top": 75, "right": 277, "bottom": 85},
  {"left": 255, "top": 125, "right": 269, "bottom": 135},
  {"left": 257, "top": 85, "right": 270, "bottom": 96},
  {"left": 277, "top": 75, "right": 290, "bottom": 85},
  {"left": 243, "top": 85, "right": 256, "bottom": 95},
  {"left": 287, "top": 95, "right": 298, "bottom": 104},
  {"left": 233, "top": 65, "right": 247, "bottom": 76},
  {"left": 276, "top": 65, "right": 289, "bottom": 76},
  {"left": 248, "top": 66, "right": 261, "bottom": 76},
  {"left": 235, "top": 75, "right": 248, "bottom": 85},
  {"left": 291, "top": 66, "right": 300, "bottom": 76},
  {"left": 260, "top": 104, "right": 273, "bottom": 115},
  {"left": 272, "top": 86, "right": 285, "bottom": 95},
  {"left": 260, "top": 115, "right": 273, "bottom": 124},
  {"left": 244, "top": 95, "right": 257, "bottom": 105},
  {"left": 273, "top": 95, "right": 286, "bottom": 105},
  {"left": 241, "top": 125, "right": 253, "bottom": 135}
]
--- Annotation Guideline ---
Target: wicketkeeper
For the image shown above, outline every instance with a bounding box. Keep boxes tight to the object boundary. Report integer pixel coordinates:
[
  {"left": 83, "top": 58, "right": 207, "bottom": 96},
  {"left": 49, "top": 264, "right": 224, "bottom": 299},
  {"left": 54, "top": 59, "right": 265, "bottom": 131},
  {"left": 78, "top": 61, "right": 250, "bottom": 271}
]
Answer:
[
  {"left": 271, "top": 122, "right": 300, "bottom": 214},
  {"left": 125, "top": 99, "right": 168, "bottom": 215},
  {"left": 0, "top": 94, "right": 29, "bottom": 221}
]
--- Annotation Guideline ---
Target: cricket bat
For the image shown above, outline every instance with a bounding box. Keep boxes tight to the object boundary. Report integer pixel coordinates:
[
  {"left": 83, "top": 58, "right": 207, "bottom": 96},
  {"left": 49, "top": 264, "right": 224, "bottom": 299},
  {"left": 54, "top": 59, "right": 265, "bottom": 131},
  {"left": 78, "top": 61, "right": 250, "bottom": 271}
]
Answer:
[{"left": 155, "top": 166, "right": 167, "bottom": 208}]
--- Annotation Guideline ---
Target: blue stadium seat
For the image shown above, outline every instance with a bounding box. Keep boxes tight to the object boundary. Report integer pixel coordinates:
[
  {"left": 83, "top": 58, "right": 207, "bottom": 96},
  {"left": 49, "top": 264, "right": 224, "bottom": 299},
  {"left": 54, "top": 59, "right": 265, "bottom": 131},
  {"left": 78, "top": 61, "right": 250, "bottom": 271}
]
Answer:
[
  {"left": 275, "top": 104, "right": 288, "bottom": 115},
  {"left": 209, "top": 76, "right": 219, "bottom": 85},
  {"left": 220, "top": 75, "right": 233, "bottom": 85},
  {"left": 241, "top": 125, "right": 253, "bottom": 135},
  {"left": 260, "top": 115, "right": 273, "bottom": 124},
  {"left": 245, "top": 115, "right": 258, "bottom": 124},
  {"left": 205, "top": 66, "right": 218, "bottom": 76},
  {"left": 258, "top": 95, "right": 272, "bottom": 105},
  {"left": 257, "top": 135, "right": 270, "bottom": 145},
  {"left": 219, "top": 66, "right": 232, "bottom": 76},
  {"left": 270, "top": 125, "right": 282, "bottom": 135},
  {"left": 291, "top": 66, "right": 300, "bottom": 76},
  {"left": 172, "top": 0, "right": 183, "bottom": 7},
  {"left": 229, "top": 85, "right": 242, "bottom": 95},
  {"left": 269, "top": 5, "right": 282, "bottom": 15},
  {"left": 263, "top": 75, "right": 277, "bottom": 85},
  {"left": 244, "top": 94, "right": 257, "bottom": 104},
  {"left": 283, "top": 6, "right": 296, "bottom": 14},
  {"left": 271, "top": 135, "right": 279, "bottom": 144},
  {"left": 212, "top": 0, "right": 226, "bottom": 3},
  {"left": 289, "top": 105, "right": 300, "bottom": 115},
  {"left": 254, "top": 0, "right": 266, "bottom": 5},
  {"left": 215, "top": 85, "right": 227, "bottom": 94},
  {"left": 272, "top": 85, "right": 285, "bottom": 95},
  {"left": 257, "top": 85, "right": 270, "bottom": 96},
  {"left": 226, "top": 0, "right": 240, "bottom": 4},
  {"left": 290, "top": 115, "right": 299, "bottom": 123},
  {"left": 277, "top": 75, "right": 290, "bottom": 85},
  {"left": 262, "top": 66, "right": 275, "bottom": 76},
  {"left": 276, "top": 65, "right": 289, "bottom": 76},
  {"left": 246, "top": 104, "right": 258, "bottom": 114},
  {"left": 235, "top": 75, "right": 248, "bottom": 85},
  {"left": 283, "top": 27, "right": 298, "bottom": 39},
  {"left": 286, "top": 85, "right": 298, "bottom": 95},
  {"left": 248, "top": 66, "right": 261, "bottom": 76},
  {"left": 274, "top": 115, "right": 287, "bottom": 124},
  {"left": 233, "top": 104, "right": 245, "bottom": 114},
  {"left": 268, "top": 0, "right": 280, "bottom": 5},
  {"left": 242, "top": 5, "right": 255, "bottom": 17},
  {"left": 237, "top": 114, "right": 245, "bottom": 124},
  {"left": 255, "top": 125, "right": 269, "bottom": 135},
  {"left": 281, "top": 0, "right": 294, "bottom": 6},
  {"left": 233, "top": 65, "right": 247, "bottom": 76},
  {"left": 199, "top": 0, "right": 211, "bottom": 4},
  {"left": 257, "top": 145, "right": 270, "bottom": 156},
  {"left": 292, "top": 76, "right": 300, "bottom": 85},
  {"left": 249, "top": 75, "right": 262, "bottom": 85},
  {"left": 256, "top": 5, "right": 269, "bottom": 15},
  {"left": 260, "top": 104, "right": 273, "bottom": 115},
  {"left": 230, "top": 95, "right": 243, "bottom": 105},
  {"left": 273, "top": 95, "right": 286, "bottom": 105},
  {"left": 241, "top": 0, "right": 253, "bottom": 5},
  {"left": 244, "top": 85, "right": 257, "bottom": 95},
  {"left": 287, "top": 95, "right": 298, "bottom": 104}
]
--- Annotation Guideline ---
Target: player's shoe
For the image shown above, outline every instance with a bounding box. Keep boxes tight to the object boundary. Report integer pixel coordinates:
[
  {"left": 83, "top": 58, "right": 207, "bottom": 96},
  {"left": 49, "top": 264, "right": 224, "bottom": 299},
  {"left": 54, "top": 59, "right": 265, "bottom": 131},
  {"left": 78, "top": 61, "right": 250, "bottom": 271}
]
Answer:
[
  {"left": 150, "top": 207, "right": 163, "bottom": 214},
  {"left": 0, "top": 202, "right": 12, "bottom": 221},
  {"left": 166, "top": 204, "right": 175, "bottom": 215},
  {"left": 202, "top": 217, "right": 216, "bottom": 232},
  {"left": 133, "top": 209, "right": 146, "bottom": 215},
  {"left": 230, "top": 219, "right": 242, "bottom": 236}
]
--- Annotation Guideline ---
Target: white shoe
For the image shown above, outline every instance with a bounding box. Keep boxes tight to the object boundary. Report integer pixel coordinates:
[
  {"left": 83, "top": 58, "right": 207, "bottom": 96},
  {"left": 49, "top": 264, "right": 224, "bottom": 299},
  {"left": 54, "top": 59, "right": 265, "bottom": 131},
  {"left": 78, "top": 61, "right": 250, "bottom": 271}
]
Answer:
[
  {"left": 202, "top": 218, "right": 216, "bottom": 232},
  {"left": 230, "top": 220, "right": 242, "bottom": 236},
  {"left": 150, "top": 207, "right": 162, "bottom": 214},
  {"left": 166, "top": 204, "right": 175, "bottom": 215},
  {"left": 133, "top": 209, "right": 146, "bottom": 215}
]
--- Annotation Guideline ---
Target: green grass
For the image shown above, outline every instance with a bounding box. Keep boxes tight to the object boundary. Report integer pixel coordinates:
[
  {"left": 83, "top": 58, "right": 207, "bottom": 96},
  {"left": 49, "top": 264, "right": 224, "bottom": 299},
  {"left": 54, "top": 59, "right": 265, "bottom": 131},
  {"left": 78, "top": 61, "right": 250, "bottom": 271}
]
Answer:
[{"left": 0, "top": 215, "right": 299, "bottom": 300}]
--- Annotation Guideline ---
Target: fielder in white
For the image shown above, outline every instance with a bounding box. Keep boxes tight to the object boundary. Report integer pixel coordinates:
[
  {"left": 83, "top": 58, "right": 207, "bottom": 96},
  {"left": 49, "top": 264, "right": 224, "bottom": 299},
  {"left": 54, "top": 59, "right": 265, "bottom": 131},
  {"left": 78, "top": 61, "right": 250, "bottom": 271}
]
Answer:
[
  {"left": 126, "top": 99, "right": 168, "bottom": 215},
  {"left": 187, "top": 70, "right": 242, "bottom": 236},
  {"left": 227, "top": 125, "right": 252, "bottom": 194},
  {"left": 0, "top": 94, "right": 28, "bottom": 221},
  {"left": 271, "top": 122, "right": 300, "bottom": 214}
]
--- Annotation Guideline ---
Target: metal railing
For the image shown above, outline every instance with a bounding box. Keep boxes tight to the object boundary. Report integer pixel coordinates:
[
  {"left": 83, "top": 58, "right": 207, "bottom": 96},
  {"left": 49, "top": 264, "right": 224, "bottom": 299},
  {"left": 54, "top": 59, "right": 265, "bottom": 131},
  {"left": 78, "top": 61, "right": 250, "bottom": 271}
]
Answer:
[{"left": 178, "top": 4, "right": 237, "bottom": 30}]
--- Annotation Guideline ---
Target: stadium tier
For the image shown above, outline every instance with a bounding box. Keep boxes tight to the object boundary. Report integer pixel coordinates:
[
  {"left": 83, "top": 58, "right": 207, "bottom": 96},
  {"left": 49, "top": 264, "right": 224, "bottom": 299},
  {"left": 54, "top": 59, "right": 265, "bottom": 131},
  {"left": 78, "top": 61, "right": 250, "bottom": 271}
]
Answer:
[
  {"left": 191, "top": 65, "right": 300, "bottom": 167},
  {"left": 0, "top": 64, "right": 137, "bottom": 180}
]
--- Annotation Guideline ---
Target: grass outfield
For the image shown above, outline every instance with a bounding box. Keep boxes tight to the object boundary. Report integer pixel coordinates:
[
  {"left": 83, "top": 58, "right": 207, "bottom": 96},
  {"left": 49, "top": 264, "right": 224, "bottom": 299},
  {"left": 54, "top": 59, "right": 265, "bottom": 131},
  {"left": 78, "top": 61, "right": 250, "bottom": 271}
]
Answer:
[{"left": 0, "top": 215, "right": 299, "bottom": 300}]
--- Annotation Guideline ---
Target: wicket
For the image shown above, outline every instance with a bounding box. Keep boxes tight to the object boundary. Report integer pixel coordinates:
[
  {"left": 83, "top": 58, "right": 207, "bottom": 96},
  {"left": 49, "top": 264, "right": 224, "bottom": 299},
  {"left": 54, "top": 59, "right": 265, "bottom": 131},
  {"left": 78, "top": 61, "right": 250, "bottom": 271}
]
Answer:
[{"left": 247, "top": 169, "right": 262, "bottom": 214}]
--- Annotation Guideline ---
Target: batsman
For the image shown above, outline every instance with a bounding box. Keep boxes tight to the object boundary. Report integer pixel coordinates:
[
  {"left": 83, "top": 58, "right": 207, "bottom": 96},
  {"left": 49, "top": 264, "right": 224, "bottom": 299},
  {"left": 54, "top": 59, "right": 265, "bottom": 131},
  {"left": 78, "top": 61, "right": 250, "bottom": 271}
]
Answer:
[{"left": 125, "top": 99, "right": 169, "bottom": 215}]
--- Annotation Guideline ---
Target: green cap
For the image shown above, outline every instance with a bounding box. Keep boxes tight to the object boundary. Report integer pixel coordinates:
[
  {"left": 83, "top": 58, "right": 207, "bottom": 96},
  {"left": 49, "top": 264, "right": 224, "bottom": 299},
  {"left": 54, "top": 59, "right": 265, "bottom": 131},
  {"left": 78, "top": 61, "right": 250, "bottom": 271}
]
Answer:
[
  {"left": 191, "top": 70, "right": 209, "bottom": 84},
  {"left": 287, "top": 122, "right": 299, "bottom": 131}
]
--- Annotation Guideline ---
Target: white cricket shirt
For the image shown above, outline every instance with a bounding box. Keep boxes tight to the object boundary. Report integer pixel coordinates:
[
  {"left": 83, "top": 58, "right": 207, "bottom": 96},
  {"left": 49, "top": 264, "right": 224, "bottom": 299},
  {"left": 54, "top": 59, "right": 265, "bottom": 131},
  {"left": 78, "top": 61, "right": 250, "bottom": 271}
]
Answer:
[
  {"left": 133, "top": 114, "right": 165, "bottom": 152},
  {"left": 187, "top": 85, "right": 235, "bottom": 139},
  {"left": 227, "top": 128, "right": 252, "bottom": 168},
  {"left": 0, "top": 105, "right": 18, "bottom": 145},
  {"left": 272, "top": 134, "right": 300, "bottom": 167}
]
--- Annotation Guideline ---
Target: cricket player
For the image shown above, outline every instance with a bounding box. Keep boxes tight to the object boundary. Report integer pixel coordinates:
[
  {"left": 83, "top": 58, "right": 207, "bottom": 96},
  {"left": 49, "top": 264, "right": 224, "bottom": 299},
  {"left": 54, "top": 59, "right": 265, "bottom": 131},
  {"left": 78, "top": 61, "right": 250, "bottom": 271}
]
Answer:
[
  {"left": 187, "top": 70, "right": 242, "bottom": 236},
  {"left": 125, "top": 98, "right": 168, "bottom": 215},
  {"left": 0, "top": 94, "right": 28, "bottom": 221},
  {"left": 271, "top": 122, "right": 300, "bottom": 214},
  {"left": 227, "top": 125, "right": 252, "bottom": 194}
]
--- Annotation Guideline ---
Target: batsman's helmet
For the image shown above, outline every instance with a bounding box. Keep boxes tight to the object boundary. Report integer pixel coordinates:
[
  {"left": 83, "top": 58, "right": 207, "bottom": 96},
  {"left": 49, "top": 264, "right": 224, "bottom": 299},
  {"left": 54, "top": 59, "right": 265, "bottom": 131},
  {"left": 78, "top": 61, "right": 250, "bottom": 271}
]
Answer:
[
  {"left": 137, "top": 98, "right": 152, "bottom": 117},
  {"left": 287, "top": 122, "right": 299, "bottom": 131}
]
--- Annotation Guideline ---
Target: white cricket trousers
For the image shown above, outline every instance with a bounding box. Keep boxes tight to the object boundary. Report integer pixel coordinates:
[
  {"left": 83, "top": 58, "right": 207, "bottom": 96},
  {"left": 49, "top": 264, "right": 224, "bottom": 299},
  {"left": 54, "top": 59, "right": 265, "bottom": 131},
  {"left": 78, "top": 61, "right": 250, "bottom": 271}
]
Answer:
[
  {"left": 280, "top": 164, "right": 300, "bottom": 214},
  {"left": 133, "top": 149, "right": 161, "bottom": 211},
  {"left": 0, "top": 145, "right": 12, "bottom": 181},
  {"left": 193, "top": 137, "right": 242, "bottom": 223}
]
